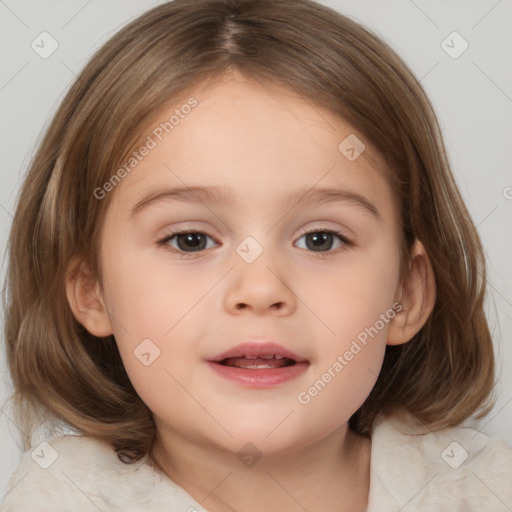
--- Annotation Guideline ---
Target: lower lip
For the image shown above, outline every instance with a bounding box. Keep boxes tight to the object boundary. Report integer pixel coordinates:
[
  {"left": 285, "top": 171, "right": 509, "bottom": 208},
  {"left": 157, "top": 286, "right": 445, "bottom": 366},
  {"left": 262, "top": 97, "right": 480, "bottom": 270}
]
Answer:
[{"left": 206, "top": 361, "right": 309, "bottom": 388}]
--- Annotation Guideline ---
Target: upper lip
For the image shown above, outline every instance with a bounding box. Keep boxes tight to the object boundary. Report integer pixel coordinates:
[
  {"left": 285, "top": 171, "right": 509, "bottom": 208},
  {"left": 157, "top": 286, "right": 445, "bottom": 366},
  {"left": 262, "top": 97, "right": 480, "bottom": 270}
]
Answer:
[{"left": 208, "top": 341, "right": 309, "bottom": 363}]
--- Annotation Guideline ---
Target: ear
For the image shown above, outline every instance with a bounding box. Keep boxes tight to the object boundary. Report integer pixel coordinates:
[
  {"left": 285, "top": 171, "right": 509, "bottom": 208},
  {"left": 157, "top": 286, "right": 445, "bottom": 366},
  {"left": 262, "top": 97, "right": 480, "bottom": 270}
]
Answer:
[
  {"left": 387, "top": 238, "right": 436, "bottom": 346},
  {"left": 65, "top": 256, "right": 114, "bottom": 337}
]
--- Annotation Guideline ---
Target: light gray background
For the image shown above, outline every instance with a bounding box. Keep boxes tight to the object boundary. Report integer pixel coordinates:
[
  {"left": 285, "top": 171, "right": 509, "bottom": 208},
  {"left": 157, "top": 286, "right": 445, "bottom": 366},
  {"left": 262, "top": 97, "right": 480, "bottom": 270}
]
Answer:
[{"left": 1, "top": 0, "right": 511, "bottom": 501}]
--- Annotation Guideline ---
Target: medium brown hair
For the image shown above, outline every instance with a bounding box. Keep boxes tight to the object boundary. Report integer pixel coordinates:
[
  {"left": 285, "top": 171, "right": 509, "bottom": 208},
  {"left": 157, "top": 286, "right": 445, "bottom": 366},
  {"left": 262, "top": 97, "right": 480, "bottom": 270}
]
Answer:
[{"left": 2, "top": 0, "right": 494, "bottom": 463}]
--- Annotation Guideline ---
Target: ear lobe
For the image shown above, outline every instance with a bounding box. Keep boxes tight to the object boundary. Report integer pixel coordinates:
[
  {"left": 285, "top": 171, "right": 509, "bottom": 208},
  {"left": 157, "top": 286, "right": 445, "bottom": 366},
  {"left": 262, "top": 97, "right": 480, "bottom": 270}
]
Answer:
[
  {"left": 386, "top": 239, "right": 436, "bottom": 346},
  {"left": 65, "top": 257, "right": 114, "bottom": 337}
]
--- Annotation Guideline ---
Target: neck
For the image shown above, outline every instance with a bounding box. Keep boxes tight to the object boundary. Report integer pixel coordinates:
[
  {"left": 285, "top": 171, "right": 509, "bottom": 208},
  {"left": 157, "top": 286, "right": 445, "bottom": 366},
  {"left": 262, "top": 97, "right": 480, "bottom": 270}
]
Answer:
[{"left": 149, "top": 423, "right": 371, "bottom": 512}]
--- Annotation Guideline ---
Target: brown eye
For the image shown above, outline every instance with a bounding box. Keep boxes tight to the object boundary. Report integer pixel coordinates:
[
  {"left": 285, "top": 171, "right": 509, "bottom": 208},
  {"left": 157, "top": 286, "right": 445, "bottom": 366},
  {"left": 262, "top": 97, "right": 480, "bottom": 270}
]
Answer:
[
  {"left": 160, "top": 231, "right": 217, "bottom": 253},
  {"left": 295, "top": 229, "right": 352, "bottom": 253}
]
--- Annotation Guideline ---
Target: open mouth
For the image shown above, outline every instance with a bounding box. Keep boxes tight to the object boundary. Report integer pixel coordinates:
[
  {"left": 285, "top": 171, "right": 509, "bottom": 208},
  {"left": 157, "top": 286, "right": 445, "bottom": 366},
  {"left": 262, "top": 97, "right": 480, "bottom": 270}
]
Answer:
[
  {"left": 207, "top": 344, "right": 309, "bottom": 387},
  {"left": 216, "top": 355, "right": 296, "bottom": 369}
]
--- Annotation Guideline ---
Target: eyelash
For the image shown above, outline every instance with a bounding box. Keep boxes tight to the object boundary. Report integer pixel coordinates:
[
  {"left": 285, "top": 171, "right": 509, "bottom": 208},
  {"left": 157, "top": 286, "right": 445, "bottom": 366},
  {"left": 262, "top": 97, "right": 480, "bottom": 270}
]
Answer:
[{"left": 157, "top": 227, "right": 354, "bottom": 259}]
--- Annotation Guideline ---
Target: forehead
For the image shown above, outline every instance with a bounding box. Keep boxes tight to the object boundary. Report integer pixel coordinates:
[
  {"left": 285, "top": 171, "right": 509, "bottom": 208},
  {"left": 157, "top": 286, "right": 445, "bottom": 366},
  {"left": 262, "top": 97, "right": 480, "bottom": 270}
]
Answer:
[{"left": 108, "top": 73, "right": 394, "bottom": 220}]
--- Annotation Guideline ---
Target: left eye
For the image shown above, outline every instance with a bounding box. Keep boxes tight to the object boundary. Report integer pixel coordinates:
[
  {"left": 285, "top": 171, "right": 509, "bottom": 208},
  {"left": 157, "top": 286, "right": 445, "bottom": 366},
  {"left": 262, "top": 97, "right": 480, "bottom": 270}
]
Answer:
[
  {"left": 295, "top": 229, "right": 351, "bottom": 253},
  {"left": 158, "top": 229, "right": 352, "bottom": 254},
  {"left": 299, "top": 230, "right": 350, "bottom": 252}
]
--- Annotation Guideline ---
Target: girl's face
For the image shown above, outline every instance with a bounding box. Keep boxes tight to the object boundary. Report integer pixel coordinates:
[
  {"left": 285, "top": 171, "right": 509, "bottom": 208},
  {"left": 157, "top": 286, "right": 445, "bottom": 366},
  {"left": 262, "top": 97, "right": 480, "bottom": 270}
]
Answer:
[{"left": 96, "top": 71, "right": 403, "bottom": 455}]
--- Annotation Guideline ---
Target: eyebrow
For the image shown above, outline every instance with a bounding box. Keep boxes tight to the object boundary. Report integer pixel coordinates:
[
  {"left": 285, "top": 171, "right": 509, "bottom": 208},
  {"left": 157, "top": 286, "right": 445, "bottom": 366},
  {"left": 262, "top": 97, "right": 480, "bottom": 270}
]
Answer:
[{"left": 129, "top": 184, "right": 380, "bottom": 220}]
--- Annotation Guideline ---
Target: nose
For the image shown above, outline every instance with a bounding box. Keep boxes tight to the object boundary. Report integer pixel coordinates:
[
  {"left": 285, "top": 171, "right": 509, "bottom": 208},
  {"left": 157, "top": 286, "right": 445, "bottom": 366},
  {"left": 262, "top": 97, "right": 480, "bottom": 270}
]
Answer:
[{"left": 223, "top": 249, "right": 297, "bottom": 316}]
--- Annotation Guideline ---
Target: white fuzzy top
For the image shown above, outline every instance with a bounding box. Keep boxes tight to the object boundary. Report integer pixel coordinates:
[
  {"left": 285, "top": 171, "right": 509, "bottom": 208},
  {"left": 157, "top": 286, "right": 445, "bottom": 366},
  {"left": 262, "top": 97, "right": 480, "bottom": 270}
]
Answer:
[{"left": 1, "top": 412, "right": 511, "bottom": 511}]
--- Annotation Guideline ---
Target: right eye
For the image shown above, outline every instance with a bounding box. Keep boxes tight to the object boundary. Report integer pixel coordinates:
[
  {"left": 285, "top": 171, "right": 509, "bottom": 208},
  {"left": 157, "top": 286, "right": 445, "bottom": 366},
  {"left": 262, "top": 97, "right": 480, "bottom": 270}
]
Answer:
[{"left": 158, "top": 230, "right": 218, "bottom": 253}]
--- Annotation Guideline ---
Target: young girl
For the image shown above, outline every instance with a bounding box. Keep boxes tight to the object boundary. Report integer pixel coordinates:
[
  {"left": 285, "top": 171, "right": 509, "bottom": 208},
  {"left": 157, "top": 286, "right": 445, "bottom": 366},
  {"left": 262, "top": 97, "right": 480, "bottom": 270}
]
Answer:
[{"left": 1, "top": 0, "right": 511, "bottom": 510}]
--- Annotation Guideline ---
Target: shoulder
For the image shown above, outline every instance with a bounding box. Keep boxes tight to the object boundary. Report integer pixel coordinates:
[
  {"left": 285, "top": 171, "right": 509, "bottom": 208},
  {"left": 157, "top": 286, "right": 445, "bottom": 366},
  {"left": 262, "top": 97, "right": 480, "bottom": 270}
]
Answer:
[
  {"left": 0, "top": 429, "right": 205, "bottom": 511},
  {"left": 1, "top": 434, "right": 113, "bottom": 511},
  {"left": 367, "top": 411, "right": 512, "bottom": 511}
]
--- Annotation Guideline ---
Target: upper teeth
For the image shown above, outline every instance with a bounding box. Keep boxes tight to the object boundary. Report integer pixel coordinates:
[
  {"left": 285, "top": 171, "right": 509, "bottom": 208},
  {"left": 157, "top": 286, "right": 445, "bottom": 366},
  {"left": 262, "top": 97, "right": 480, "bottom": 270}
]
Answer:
[{"left": 244, "top": 354, "right": 285, "bottom": 359}]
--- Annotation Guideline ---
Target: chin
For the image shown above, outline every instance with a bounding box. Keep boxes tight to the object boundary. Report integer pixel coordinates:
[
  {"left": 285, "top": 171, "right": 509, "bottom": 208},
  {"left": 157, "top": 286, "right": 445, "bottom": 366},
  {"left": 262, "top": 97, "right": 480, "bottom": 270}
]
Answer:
[{"left": 222, "top": 422, "right": 314, "bottom": 454}]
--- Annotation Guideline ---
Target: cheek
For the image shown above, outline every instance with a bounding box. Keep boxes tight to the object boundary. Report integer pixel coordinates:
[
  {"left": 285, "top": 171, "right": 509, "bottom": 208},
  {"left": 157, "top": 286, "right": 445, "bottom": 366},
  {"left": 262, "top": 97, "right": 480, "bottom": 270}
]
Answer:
[
  {"left": 304, "top": 241, "right": 400, "bottom": 342},
  {"left": 101, "top": 242, "right": 209, "bottom": 335},
  {"left": 295, "top": 243, "right": 399, "bottom": 414},
  {"left": 295, "top": 331, "right": 386, "bottom": 435},
  {"left": 98, "top": 245, "right": 214, "bottom": 413}
]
